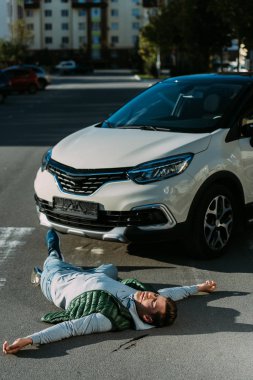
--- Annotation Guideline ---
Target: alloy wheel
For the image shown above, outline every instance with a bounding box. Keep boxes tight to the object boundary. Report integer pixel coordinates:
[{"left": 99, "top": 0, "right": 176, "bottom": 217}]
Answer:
[{"left": 204, "top": 194, "right": 233, "bottom": 251}]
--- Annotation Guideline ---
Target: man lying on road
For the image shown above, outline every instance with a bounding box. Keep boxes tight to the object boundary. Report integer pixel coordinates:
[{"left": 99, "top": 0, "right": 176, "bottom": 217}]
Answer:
[{"left": 3, "top": 229, "right": 216, "bottom": 354}]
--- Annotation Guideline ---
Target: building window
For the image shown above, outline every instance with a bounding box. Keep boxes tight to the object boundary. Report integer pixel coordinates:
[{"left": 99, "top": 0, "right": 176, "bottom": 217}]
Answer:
[
  {"left": 44, "top": 9, "right": 52, "bottom": 16},
  {"left": 62, "top": 36, "right": 69, "bottom": 44},
  {"left": 26, "top": 10, "right": 33, "bottom": 17},
  {"left": 45, "top": 36, "right": 52, "bottom": 44},
  {"left": 78, "top": 9, "right": 86, "bottom": 16},
  {"left": 92, "top": 36, "right": 100, "bottom": 44},
  {"left": 92, "top": 22, "right": 100, "bottom": 31},
  {"left": 26, "top": 23, "right": 34, "bottom": 31},
  {"left": 111, "top": 22, "right": 119, "bottom": 30},
  {"left": 132, "top": 35, "right": 138, "bottom": 44},
  {"left": 79, "top": 36, "right": 87, "bottom": 45},
  {"left": 132, "top": 8, "right": 140, "bottom": 17},
  {"left": 61, "top": 9, "right": 69, "bottom": 17},
  {"left": 111, "top": 9, "right": 119, "bottom": 17},
  {"left": 111, "top": 36, "right": 119, "bottom": 44},
  {"left": 61, "top": 0, "right": 68, "bottom": 2},
  {"left": 62, "top": 23, "right": 69, "bottom": 30},
  {"left": 111, "top": 0, "right": 118, "bottom": 2},
  {"left": 132, "top": 22, "right": 140, "bottom": 29},
  {"left": 132, "top": 0, "right": 140, "bottom": 4},
  {"left": 44, "top": 0, "right": 52, "bottom": 3},
  {"left": 91, "top": 8, "right": 101, "bottom": 17},
  {"left": 45, "top": 23, "right": 52, "bottom": 30},
  {"left": 78, "top": 22, "right": 86, "bottom": 30}
]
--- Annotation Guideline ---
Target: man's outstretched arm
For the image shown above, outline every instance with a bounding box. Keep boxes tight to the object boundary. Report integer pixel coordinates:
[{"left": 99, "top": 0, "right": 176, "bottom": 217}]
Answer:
[
  {"left": 2, "top": 313, "right": 112, "bottom": 354},
  {"left": 158, "top": 280, "right": 217, "bottom": 301}
]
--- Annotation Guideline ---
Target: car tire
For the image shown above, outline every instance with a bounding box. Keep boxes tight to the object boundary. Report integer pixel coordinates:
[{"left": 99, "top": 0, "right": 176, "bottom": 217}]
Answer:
[
  {"left": 38, "top": 78, "right": 47, "bottom": 90},
  {"left": 0, "top": 93, "right": 5, "bottom": 104},
  {"left": 187, "top": 184, "right": 239, "bottom": 259},
  {"left": 28, "top": 84, "right": 37, "bottom": 94}
]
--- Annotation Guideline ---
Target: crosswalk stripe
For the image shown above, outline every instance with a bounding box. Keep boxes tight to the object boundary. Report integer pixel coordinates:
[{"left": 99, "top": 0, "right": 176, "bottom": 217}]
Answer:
[
  {"left": 0, "top": 278, "right": 6, "bottom": 288},
  {"left": 0, "top": 228, "right": 35, "bottom": 288}
]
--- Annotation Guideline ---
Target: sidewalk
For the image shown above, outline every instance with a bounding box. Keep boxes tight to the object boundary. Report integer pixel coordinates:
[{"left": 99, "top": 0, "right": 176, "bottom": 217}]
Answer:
[{"left": 93, "top": 69, "right": 136, "bottom": 76}]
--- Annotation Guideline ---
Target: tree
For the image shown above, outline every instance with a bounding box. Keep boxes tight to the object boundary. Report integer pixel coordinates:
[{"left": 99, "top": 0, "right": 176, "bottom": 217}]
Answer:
[
  {"left": 139, "top": 24, "right": 158, "bottom": 75},
  {"left": 0, "top": 20, "right": 33, "bottom": 66},
  {"left": 139, "top": 0, "right": 253, "bottom": 75},
  {"left": 214, "top": 0, "right": 253, "bottom": 70}
]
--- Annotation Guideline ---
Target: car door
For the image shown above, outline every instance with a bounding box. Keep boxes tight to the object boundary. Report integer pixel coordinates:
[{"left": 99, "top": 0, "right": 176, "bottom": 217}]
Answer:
[
  {"left": 238, "top": 103, "right": 253, "bottom": 203},
  {"left": 7, "top": 69, "right": 23, "bottom": 91},
  {"left": 15, "top": 69, "right": 30, "bottom": 91}
]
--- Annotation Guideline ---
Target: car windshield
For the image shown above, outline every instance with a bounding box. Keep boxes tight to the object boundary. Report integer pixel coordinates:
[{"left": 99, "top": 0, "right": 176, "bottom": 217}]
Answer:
[{"left": 101, "top": 78, "right": 244, "bottom": 133}]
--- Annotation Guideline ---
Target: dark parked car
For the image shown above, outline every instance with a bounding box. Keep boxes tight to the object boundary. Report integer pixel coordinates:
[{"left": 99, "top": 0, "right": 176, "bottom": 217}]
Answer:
[
  {"left": 3, "top": 66, "right": 39, "bottom": 94},
  {"left": 19, "top": 64, "right": 51, "bottom": 90},
  {"left": 0, "top": 70, "right": 11, "bottom": 103}
]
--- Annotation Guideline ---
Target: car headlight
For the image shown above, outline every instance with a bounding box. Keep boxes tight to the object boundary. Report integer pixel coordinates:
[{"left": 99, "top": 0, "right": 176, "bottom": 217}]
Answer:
[
  {"left": 127, "top": 153, "right": 194, "bottom": 184},
  {"left": 41, "top": 148, "right": 52, "bottom": 171}
]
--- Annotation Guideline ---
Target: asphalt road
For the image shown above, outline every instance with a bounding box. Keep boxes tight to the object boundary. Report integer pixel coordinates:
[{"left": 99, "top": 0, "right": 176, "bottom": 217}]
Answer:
[{"left": 0, "top": 72, "right": 253, "bottom": 380}]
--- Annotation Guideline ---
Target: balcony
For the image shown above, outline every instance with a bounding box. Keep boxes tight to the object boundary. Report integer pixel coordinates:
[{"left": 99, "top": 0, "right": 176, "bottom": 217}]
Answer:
[
  {"left": 72, "top": 0, "right": 107, "bottom": 9},
  {"left": 24, "top": 0, "right": 41, "bottom": 8}
]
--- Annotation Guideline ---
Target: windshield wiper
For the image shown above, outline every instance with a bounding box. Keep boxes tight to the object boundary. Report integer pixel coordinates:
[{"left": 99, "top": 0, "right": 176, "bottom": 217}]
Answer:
[
  {"left": 117, "top": 125, "right": 170, "bottom": 132},
  {"left": 117, "top": 125, "right": 157, "bottom": 131}
]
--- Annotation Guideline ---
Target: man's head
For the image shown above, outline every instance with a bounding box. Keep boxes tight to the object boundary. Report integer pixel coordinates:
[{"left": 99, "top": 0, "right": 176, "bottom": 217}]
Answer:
[{"left": 134, "top": 291, "right": 177, "bottom": 327}]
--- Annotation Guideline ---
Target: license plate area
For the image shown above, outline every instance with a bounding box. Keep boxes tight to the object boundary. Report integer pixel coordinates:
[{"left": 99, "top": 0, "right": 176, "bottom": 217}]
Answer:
[{"left": 53, "top": 197, "right": 98, "bottom": 220}]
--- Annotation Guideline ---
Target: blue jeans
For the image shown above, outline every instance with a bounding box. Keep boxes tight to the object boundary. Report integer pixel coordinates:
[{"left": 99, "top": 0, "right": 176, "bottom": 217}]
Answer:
[{"left": 40, "top": 251, "right": 118, "bottom": 303}]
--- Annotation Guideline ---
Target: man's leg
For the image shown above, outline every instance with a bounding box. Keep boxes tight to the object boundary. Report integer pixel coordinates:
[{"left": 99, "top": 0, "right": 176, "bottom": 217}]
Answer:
[
  {"left": 46, "top": 229, "right": 64, "bottom": 260},
  {"left": 40, "top": 229, "right": 75, "bottom": 302}
]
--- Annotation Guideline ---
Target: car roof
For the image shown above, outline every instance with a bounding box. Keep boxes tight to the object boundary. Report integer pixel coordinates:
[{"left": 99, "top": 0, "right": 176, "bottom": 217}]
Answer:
[
  {"left": 4, "top": 66, "right": 31, "bottom": 71},
  {"left": 164, "top": 73, "right": 253, "bottom": 85}
]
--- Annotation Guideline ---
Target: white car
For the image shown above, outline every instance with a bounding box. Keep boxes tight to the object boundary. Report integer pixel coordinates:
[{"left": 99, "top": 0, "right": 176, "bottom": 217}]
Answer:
[
  {"left": 34, "top": 73, "right": 253, "bottom": 259},
  {"left": 55, "top": 60, "right": 77, "bottom": 73},
  {"left": 54, "top": 60, "right": 93, "bottom": 74}
]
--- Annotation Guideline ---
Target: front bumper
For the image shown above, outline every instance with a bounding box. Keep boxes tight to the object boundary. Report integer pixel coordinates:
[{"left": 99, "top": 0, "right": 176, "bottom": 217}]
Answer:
[
  {"left": 34, "top": 161, "right": 197, "bottom": 243},
  {"left": 36, "top": 204, "right": 186, "bottom": 243},
  {"left": 35, "top": 194, "right": 184, "bottom": 243}
]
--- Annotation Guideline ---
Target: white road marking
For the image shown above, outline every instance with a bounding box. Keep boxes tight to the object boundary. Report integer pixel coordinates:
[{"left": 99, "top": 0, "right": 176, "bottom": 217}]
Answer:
[
  {"left": 0, "top": 228, "right": 34, "bottom": 288},
  {"left": 0, "top": 278, "right": 6, "bottom": 288},
  {"left": 91, "top": 247, "right": 104, "bottom": 255}
]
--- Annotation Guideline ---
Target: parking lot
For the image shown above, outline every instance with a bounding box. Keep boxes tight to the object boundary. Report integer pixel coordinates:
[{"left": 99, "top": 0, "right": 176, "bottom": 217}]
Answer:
[{"left": 1, "top": 73, "right": 253, "bottom": 380}]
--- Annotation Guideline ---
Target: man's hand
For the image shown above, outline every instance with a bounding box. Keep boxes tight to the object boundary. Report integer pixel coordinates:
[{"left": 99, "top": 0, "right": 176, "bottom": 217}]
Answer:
[
  {"left": 197, "top": 280, "right": 216, "bottom": 293},
  {"left": 2, "top": 337, "right": 33, "bottom": 354}
]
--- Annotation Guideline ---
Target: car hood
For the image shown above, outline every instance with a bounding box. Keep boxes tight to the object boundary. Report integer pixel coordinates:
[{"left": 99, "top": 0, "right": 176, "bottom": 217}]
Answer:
[{"left": 52, "top": 125, "right": 212, "bottom": 169}]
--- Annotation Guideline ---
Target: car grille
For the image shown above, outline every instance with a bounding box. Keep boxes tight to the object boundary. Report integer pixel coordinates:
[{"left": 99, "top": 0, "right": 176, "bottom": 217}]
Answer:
[
  {"left": 47, "top": 159, "right": 128, "bottom": 195},
  {"left": 35, "top": 195, "right": 168, "bottom": 232}
]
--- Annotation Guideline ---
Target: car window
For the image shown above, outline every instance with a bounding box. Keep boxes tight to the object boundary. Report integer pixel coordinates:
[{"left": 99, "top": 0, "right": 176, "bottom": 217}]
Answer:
[
  {"left": 19, "top": 70, "right": 27, "bottom": 76},
  {"left": 7, "top": 69, "right": 28, "bottom": 77},
  {"left": 104, "top": 79, "right": 243, "bottom": 133}
]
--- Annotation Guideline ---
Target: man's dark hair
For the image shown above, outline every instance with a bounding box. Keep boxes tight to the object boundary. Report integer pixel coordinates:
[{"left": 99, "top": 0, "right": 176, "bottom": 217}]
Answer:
[{"left": 152, "top": 297, "right": 177, "bottom": 327}]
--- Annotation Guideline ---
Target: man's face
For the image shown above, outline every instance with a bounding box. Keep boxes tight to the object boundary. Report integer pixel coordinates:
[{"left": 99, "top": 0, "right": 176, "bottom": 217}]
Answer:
[{"left": 134, "top": 291, "right": 167, "bottom": 324}]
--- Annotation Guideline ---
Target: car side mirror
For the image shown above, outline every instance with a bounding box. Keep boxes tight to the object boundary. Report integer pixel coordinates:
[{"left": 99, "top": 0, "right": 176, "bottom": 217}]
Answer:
[{"left": 241, "top": 122, "right": 253, "bottom": 138}]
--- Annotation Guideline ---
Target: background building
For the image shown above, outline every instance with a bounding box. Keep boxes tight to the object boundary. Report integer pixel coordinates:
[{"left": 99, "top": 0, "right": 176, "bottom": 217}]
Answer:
[
  {"left": 19, "top": 0, "right": 158, "bottom": 67},
  {"left": 0, "top": 0, "right": 168, "bottom": 68}
]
